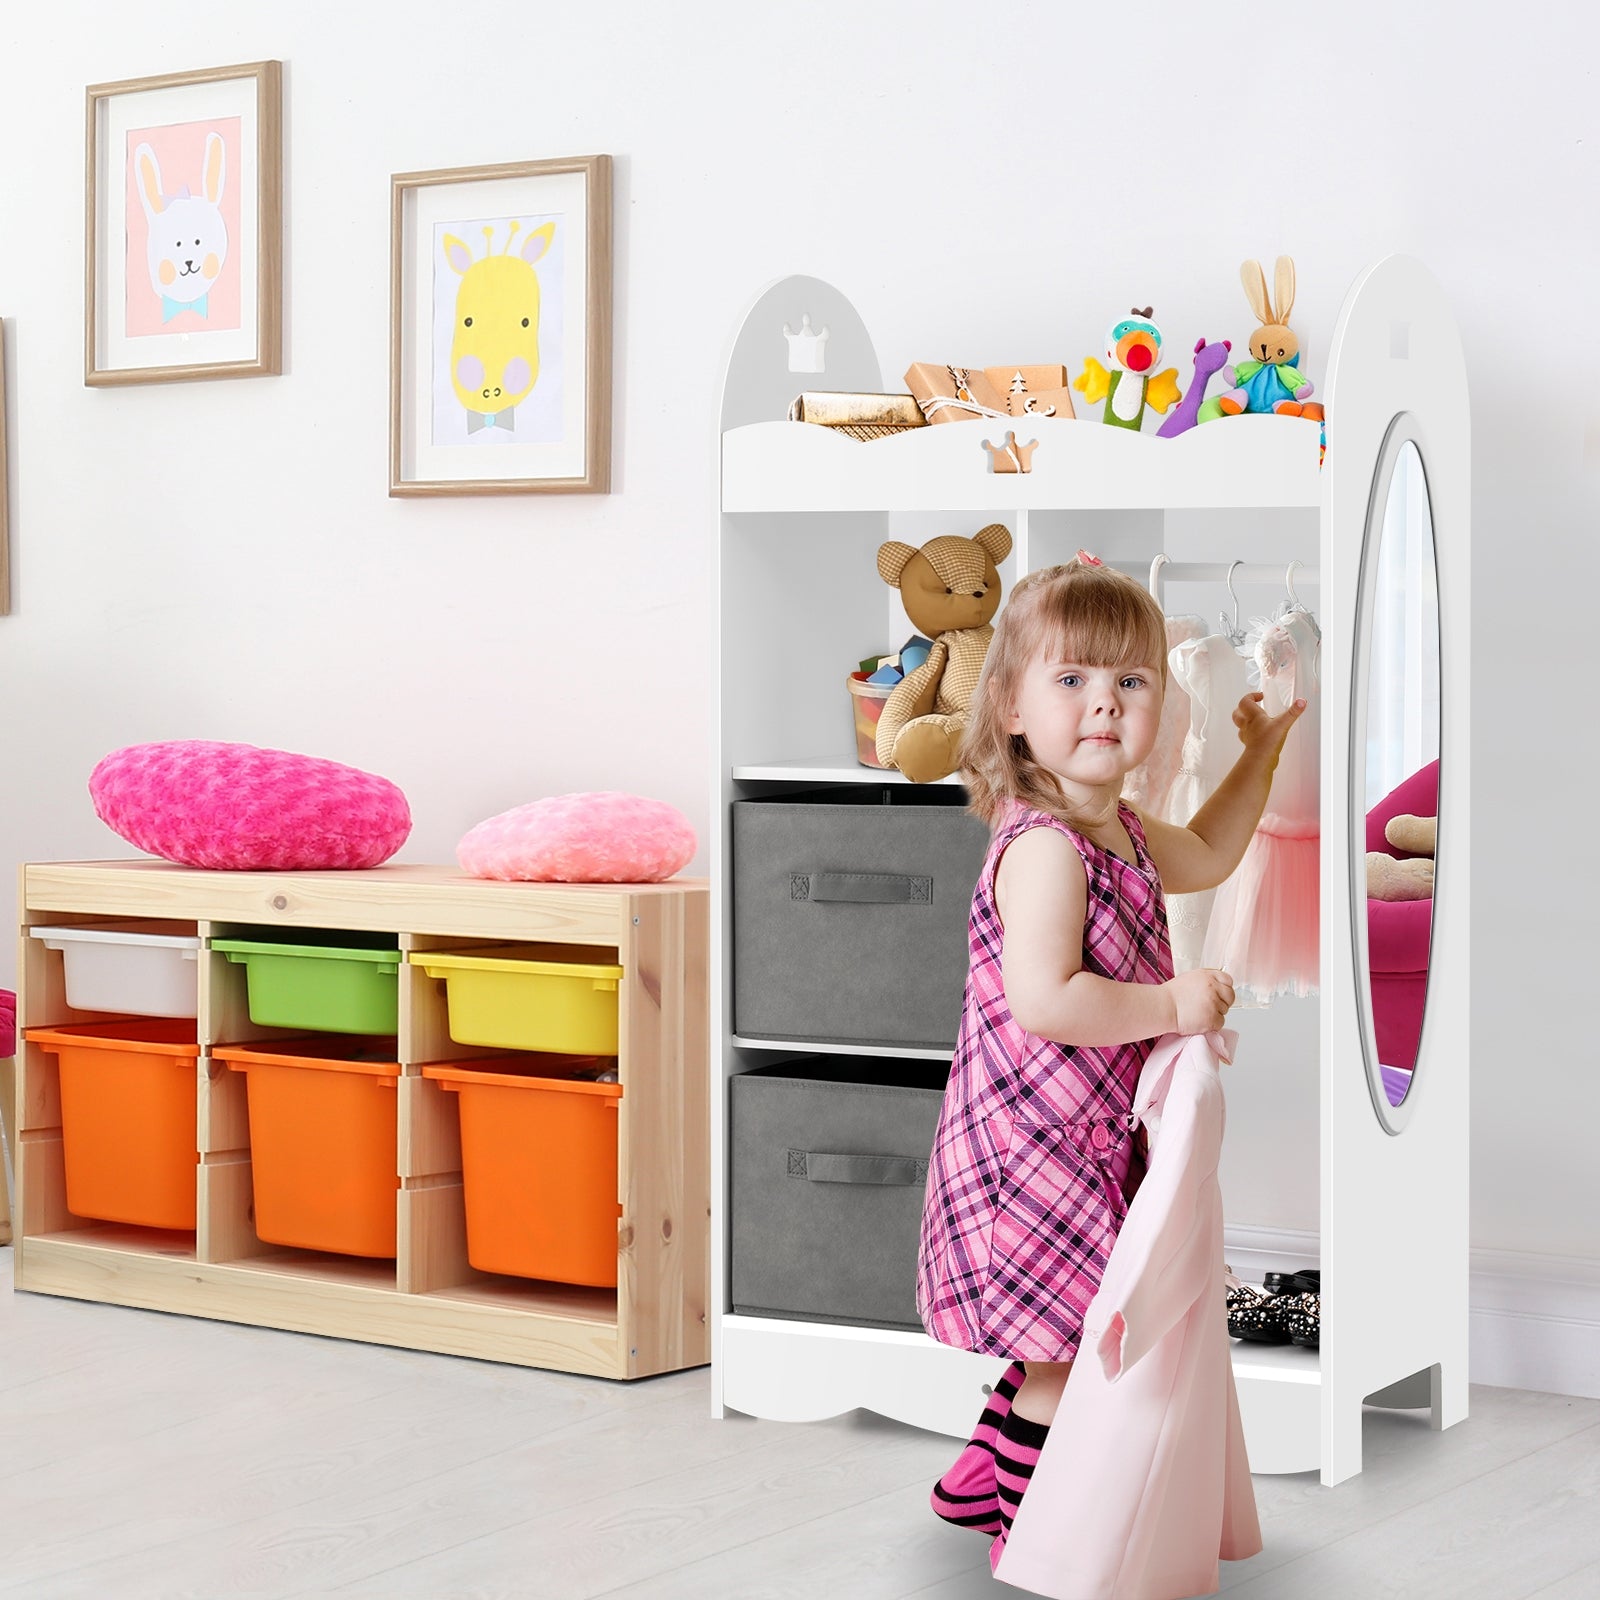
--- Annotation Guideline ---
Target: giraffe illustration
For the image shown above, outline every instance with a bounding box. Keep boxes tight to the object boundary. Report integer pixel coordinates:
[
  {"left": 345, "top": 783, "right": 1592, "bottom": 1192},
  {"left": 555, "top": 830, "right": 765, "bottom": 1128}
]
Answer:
[{"left": 441, "top": 220, "right": 556, "bottom": 434}]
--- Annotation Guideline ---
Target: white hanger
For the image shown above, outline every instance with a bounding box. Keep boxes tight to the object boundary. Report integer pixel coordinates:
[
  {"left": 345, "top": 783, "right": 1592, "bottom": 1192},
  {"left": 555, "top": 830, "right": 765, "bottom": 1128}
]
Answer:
[
  {"left": 1220, "top": 560, "right": 1247, "bottom": 645},
  {"left": 1147, "top": 552, "right": 1170, "bottom": 602},
  {"left": 1281, "top": 559, "right": 1305, "bottom": 616}
]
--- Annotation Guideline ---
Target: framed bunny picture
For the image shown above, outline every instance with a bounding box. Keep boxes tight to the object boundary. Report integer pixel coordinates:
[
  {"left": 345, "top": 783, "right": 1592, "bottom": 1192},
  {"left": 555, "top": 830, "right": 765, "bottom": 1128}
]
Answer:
[
  {"left": 85, "top": 60, "right": 282, "bottom": 385},
  {"left": 1, "top": 318, "right": 10, "bottom": 613},
  {"left": 389, "top": 155, "right": 613, "bottom": 495}
]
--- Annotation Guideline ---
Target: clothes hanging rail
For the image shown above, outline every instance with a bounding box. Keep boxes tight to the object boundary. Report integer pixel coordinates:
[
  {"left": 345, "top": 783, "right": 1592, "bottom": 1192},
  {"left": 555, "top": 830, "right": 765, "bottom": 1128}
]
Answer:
[
  {"left": 1140, "top": 557, "right": 1320, "bottom": 629},
  {"left": 1145, "top": 560, "right": 1321, "bottom": 588}
]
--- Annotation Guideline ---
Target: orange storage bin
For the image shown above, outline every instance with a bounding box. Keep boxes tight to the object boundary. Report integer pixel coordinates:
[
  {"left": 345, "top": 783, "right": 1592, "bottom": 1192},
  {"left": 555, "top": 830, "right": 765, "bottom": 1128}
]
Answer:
[
  {"left": 24, "top": 1018, "right": 199, "bottom": 1230},
  {"left": 421, "top": 1058, "right": 623, "bottom": 1286},
  {"left": 213, "top": 1038, "right": 400, "bottom": 1259}
]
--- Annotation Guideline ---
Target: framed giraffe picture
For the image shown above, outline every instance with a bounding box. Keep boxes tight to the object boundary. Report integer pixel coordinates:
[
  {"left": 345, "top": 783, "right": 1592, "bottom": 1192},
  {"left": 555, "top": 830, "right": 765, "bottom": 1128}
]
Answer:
[
  {"left": 85, "top": 60, "right": 282, "bottom": 385},
  {"left": 389, "top": 155, "right": 613, "bottom": 496}
]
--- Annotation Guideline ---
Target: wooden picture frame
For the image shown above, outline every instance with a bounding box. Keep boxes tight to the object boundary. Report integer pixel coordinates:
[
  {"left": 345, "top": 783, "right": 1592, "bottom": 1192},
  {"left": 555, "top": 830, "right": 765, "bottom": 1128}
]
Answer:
[
  {"left": 389, "top": 155, "right": 612, "bottom": 496},
  {"left": 85, "top": 60, "right": 282, "bottom": 386}
]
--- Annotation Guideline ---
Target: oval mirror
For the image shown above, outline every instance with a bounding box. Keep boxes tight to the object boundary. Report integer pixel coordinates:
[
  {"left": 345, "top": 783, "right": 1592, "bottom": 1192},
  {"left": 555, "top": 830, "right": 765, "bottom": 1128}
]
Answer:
[{"left": 1353, "top": 429, "right": 1441, "bottom": 1131}]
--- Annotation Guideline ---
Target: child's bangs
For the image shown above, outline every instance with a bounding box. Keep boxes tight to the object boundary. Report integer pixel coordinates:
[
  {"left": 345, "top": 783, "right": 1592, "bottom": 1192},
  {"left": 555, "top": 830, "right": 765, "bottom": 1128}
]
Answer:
[{"left": 1034, "top": 580, "right": 1167, "bottom": 680}]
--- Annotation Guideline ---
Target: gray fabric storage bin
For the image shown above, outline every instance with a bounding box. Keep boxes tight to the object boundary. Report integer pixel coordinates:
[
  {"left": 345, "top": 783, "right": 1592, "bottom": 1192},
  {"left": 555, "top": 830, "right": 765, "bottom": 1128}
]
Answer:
[
  {"left": 732, "top": 785, "right": 988, "bottom": 1048},
  {"left": 731, "top": 1056, "right": 950, "bottom": 1330}
]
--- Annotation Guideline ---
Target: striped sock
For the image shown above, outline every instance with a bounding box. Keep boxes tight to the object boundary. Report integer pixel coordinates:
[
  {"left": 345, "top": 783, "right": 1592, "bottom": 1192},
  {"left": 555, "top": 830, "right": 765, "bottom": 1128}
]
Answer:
[
  {"left": 992, "top": 1409, "right": 1051, "bottom": 1557},
  {"left": 929, "top": 1361, "right": 1025, "bottom": 1534}
]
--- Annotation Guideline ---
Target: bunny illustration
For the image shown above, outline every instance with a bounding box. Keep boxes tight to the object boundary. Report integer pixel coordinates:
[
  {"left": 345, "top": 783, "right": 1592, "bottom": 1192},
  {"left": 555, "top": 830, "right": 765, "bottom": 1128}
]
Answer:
[
  {"left": 1200, "top": 256, "right": 1325, "bottom": 422},
  {"left": 133, "top": 134, "right": 228, "bottom": 323}
]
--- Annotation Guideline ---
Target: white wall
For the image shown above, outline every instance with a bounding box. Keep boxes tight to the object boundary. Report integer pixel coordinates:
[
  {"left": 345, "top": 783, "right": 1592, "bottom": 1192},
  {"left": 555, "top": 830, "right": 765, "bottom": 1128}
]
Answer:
[{"left": 3, "top": 2, "right": 1595, "bottom": 1271}]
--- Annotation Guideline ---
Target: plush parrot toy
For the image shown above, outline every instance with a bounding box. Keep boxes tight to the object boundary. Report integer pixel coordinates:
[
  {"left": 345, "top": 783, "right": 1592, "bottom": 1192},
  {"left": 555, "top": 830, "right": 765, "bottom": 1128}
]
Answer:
[{"left": 1074, "top": 308, "right": 1183, "bottom": 431}]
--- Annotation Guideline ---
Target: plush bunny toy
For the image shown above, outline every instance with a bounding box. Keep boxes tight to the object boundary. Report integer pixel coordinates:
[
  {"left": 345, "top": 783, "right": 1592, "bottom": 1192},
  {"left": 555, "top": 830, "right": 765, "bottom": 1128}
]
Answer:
[
  {"left": 133, "top": 134, "right": 229, "bottom": 323},
  {"left": 1200, "top": 256, "right": 1324, "bottom": 422}
]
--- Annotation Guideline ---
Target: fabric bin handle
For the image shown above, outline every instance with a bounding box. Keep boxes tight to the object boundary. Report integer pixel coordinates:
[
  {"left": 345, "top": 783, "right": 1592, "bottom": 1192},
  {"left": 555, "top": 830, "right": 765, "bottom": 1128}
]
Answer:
[
  {"left": 792, "top": 872, "right": 933, "bottom": 904},
  {"left": 788, "top": 1149, "right": 929, "bottom": 1186}
]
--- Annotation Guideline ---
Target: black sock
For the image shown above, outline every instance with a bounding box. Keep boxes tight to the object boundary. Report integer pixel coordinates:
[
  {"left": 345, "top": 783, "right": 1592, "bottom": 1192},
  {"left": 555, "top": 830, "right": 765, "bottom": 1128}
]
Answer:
[{"left": 994, "top": 1409, "right": 1051, "bottom": 1535}]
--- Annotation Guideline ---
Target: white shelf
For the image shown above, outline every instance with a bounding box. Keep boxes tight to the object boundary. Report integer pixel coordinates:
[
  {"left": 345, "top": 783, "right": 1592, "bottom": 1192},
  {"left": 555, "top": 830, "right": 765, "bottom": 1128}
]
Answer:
[
  {"left": 732, "top": 1035, "right": 952, "bottom": 1061},
  {"left": 1230, "top": 1340, "right": 1323, "bottom": 1385},
  {"left": 720, "top": 1313, "right": 1002, "bottom": 1435},
  {"left": 726, "top": 1308, "right": 1316, "bottom": 1383},
  {"left": 725, "top": 1311, "right": 942, "bottom": 1348},
  {"left": 722, "top": 413, "right": 1324, "bottom": 514},
  {"left": 718, "top": 1310, "right": 1322, "bottom": 1468},
  {"left": 1231, "top": 1339, "right": 1323, "bottom": 1475},
  {"left": 731, "top": 754, "right": 962, "bottom": 786}
]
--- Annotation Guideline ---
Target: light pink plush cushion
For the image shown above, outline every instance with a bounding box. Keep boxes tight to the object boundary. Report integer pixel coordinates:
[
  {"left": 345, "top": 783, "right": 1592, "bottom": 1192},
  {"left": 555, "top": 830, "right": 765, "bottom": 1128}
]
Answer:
[
  {"left": 458, "top": 791, "right": 696, "bottom": 883},
  {"left": 89, "top": 741, "right": 412, "bottom": 870}
]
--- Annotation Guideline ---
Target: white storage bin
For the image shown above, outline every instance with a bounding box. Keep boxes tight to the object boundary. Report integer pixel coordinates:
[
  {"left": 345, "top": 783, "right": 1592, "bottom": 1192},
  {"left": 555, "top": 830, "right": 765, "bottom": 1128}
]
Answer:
[{"left": 31, "top": 924, "right": 202, "bottom": 1019}]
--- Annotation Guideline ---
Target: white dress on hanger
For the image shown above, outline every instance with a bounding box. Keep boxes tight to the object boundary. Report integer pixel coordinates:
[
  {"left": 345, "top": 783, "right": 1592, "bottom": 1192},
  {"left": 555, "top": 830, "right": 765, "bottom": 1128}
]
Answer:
[
  {"left": 1161, "top": 632, "right": 1256, "bottom": 973},
  {"left": 1202, "top": 607, "right": 1322, "bottom": 1004},
  {"left": 1123, "top": 614, "right": 1207, "bottom": 819}
]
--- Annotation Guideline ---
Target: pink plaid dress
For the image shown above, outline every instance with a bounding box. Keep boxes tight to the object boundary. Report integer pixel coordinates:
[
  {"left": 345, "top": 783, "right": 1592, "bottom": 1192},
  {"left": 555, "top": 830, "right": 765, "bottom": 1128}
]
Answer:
[{"left": 917, "top": 801, "right": 1174, "bottom": 1361}]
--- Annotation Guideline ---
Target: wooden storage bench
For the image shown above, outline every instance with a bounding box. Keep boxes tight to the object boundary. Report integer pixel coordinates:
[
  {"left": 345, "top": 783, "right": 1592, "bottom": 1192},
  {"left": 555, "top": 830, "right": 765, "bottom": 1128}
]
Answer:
[{"left": 11, "top": 860, "right": 709, "bottom": 1381}]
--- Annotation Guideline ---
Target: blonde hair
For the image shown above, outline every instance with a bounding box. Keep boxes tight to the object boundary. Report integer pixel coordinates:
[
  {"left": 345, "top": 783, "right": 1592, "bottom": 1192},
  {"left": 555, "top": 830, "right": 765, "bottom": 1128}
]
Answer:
[{"left": 962, "top": 558, "right": 1169, "bottom": 830}]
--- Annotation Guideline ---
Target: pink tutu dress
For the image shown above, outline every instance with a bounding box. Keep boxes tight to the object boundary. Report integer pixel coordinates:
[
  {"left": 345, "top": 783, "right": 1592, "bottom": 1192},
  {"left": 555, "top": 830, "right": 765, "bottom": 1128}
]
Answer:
[{"left": 1202, "top": 607, "right": 1321, "bottom": 1004}]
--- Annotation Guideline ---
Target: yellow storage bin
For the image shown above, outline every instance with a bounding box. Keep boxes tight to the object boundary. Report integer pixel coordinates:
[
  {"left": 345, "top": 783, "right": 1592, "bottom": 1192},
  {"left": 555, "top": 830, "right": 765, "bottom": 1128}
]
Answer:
[{"left": 410, "top": 944, "right": 623, "bottom": 1055}]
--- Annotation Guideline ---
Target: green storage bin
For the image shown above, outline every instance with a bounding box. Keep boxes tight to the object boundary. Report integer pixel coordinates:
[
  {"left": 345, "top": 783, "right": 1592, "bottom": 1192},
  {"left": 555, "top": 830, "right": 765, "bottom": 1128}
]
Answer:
[{"left": 212, "top": 932, "right": 401, "bottom": 1036}]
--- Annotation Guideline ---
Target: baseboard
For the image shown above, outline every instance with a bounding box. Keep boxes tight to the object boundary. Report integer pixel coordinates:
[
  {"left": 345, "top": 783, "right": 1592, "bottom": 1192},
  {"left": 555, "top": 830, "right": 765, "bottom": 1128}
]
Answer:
[
  {"left": 1463, "top": 1246, "right": 1600, "bottom": 1401},
  {"left": 1224, "top": 1226, "right": 1600, "bottom": 1401}
]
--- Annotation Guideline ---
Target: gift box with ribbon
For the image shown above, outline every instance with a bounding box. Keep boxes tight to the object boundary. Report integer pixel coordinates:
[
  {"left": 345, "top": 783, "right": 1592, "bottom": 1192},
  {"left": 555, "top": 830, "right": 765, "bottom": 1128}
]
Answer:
[
  {"left": 904, "top": 363, "right": 1009, "bottom": 426},
  {"left": 984, "top": 364, "right": 1076, "bottom": 421}
]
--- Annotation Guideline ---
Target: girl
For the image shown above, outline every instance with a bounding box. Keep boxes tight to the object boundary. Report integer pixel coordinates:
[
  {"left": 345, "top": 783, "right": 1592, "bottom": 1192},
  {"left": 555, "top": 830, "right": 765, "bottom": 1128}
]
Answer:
[{"left": 918, "top": 554, "right": 1304, "bottom": 1545}]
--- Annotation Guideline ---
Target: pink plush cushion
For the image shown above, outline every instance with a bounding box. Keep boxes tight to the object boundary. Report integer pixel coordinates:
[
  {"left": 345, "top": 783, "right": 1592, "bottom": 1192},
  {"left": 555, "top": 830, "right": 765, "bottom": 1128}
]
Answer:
[
  {"left": 458, "top": 791, "right": 696, "bottom": 883},
  {"left": 90, "top": 741, "right": 412, "bottom": 870}
]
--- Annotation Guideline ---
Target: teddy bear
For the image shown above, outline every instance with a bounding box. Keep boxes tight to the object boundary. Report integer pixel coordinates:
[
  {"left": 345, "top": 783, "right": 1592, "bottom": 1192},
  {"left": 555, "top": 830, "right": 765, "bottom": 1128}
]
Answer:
[
  {"left": 874, "top": 522, "right": 1012, "bottom": 783},
  {"left": 1367, "top": 813, "right": 1436, "bottom": 901}
]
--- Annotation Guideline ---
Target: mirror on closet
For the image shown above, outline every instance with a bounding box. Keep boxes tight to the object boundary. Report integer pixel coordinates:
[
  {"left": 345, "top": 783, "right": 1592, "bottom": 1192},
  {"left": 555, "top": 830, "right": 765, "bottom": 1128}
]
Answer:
[{"left": 1355, "top": 432, "right": 1441, "bottom": 1126}]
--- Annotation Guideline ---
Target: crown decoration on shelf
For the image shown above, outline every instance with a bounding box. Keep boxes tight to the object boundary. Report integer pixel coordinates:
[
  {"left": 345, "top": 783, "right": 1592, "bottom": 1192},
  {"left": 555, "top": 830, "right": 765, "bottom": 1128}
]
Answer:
[
  {"left": 981, "top": 430, "right": 1038, "bottom": 474},
  {"left": 783, "top": 313, "right": 830, "bottom": 373}
]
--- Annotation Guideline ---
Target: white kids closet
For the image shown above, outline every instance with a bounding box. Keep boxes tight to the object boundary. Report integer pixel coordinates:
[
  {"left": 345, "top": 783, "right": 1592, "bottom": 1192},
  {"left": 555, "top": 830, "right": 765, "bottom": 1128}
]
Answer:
[{"left": 713, "top": 256, "right": 1469, "bottom": 1485}]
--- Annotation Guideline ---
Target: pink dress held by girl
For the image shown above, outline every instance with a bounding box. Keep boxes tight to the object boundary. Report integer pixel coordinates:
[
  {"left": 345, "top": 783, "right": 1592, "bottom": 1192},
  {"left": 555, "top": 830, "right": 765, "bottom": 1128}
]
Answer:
[{"left": 917, "top": 554, "right": 1294, "bottom": 1595}]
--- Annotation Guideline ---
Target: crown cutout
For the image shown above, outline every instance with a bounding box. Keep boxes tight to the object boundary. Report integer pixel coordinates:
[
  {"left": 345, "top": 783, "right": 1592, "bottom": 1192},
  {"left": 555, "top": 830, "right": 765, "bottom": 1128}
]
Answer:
[
  {"left": 981, "top": 430, "right": 1038, "bottom": 474},
  {"left": 783, "top": 313, "right": 830, "bottom": 373}
]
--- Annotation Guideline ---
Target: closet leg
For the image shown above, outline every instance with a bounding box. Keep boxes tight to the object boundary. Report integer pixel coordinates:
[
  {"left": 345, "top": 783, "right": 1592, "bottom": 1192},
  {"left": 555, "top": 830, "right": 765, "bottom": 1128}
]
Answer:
[
  {"left": 1430, "top": 1359, "right": 1468, "bottom": 1431},
  {"left": 1323, "top": 1391, "right": 1364, "bottom": 1486}
]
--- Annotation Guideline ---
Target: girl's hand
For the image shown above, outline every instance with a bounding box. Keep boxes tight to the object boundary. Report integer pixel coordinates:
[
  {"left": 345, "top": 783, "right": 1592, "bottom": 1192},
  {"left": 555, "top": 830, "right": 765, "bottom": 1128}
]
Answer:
[
  {"left": 1233, "top": 692, "right": 1306, "bottom": 770},
  {"left": 1165, "top": 968, "right": 1236, "bottom": 1035}
]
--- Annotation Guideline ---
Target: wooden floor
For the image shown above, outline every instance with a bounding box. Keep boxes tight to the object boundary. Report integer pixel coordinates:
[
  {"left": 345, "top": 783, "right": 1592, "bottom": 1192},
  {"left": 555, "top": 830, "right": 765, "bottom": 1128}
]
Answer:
[{"left": 3, "top": 1247, "right": 1596, "bottom": 1600}]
